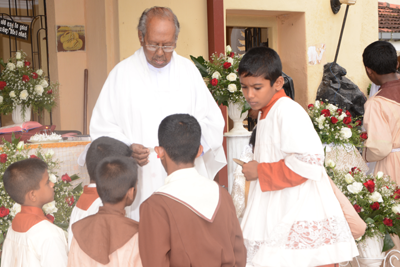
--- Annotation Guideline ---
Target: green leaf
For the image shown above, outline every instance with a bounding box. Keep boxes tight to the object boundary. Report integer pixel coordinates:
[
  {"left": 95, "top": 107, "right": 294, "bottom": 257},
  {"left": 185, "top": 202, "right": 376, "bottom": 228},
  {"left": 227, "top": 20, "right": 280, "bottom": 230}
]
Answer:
[
  {"left": 365, "top": 217, "right": 375, "bottom": 224},
  {"left": 0, "top": 58, "right": 6, "bottom": 68},
  {"left": 72, "top": 183, "right": 83, "bottom": 194},
  {"left": 0, "top": 232, "right": 4, "bottom": 245},
  {"left": 383, "top": 232, "right": 395, "bottom": 252},
  {"left": 379, "top": 224, "right": 385, "bottom": 233},
  {"left": 190, "top": 55, "right": 208, "bottom": 77},
  {"left": 70, "top": 174, "right": 80, "bottom": 181},
  {"left": 241, "top": 101, "right": 251, "bottom": 115}
]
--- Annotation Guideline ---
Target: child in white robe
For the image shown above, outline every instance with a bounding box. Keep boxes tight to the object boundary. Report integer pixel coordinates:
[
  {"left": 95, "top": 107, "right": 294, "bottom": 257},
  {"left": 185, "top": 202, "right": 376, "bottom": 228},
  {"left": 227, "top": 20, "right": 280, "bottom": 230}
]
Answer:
[
  {"left": 1, "top": 158, "right": 68, "bottom": 267},
  {"left": 239, "top": 47, "right": 359, "bottom": 267},
  {"left": 67, "top": 136, "right": 133, "bottom": 249}
]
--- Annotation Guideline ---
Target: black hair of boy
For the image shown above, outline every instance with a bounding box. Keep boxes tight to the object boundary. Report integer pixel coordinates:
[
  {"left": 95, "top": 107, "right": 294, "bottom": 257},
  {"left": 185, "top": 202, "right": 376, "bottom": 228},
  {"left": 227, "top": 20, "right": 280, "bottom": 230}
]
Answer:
[
  {"left": 363, "top": 41, "right": 397, "bottom": 75},
  {"left": 95, "top": 156, "right": 138, "bottom": 204},
  {"left": 238, "top": 46, "right": 282, "bottom": 86},
  {"left": 158, "top": 114, "right": 201, "bottom": 164},
  {"left": 3, "top": 158, "right": 48, "bottom": 204},
  {"left": 86, "top": 137, "right": 133, "bottom": 182}
]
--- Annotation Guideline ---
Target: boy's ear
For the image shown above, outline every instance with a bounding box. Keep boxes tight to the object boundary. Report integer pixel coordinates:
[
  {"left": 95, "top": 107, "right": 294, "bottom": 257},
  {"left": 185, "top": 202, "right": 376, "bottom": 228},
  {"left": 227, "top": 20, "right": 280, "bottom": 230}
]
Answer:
[
  {"left": 273, "top": 76, "right": 284, "bottom": 92},
  {"left": 196, "top": 145, "right": 203, "bottom": 158},
  {"left": 26, "top": 190, "right": 36, "bottom": 203},
  {"left": 154, "top": 146, "right": 165, "bottom": 159},
  {"left": 365, "top": 66, "right": 373, "bottom": 76}
]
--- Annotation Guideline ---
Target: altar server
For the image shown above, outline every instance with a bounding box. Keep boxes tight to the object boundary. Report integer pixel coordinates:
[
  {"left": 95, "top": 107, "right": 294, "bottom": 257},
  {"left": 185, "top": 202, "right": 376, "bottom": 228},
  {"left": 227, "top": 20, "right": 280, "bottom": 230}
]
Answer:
[
  {"left": 240, "top": 47, "right": 358, "bottom": 267},
  {"left": 68, "top": 156, "right": 141, "bottom": 266},
  {"left": 139, "top": 114, "right": 246, "bottom": 267},
  {"left": 90, "top": 6, "right": 226, "bottom": 220},
  {"left": 362, "top": 41, "right": 400, "bottom": 185},
  {"left": 67, "top": 137, "right": 132, "bottom": 249},
  {"left": 1, "top": 158, "right": 68, "bottom": 267}
]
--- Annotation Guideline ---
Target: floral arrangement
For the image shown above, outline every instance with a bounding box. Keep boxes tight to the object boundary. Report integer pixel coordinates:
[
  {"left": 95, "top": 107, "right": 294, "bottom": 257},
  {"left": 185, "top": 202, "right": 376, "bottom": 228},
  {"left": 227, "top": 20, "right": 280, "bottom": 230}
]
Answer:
[
  {"left": 327, "top": 164, "right": 400, "bottom": 251},
  {"left": 191, "top": 46, "right": 250, "bottom": 113},
  {"left": 0, "top": 51, "right": 59, "bottom": 119},
  {"left": 0, "top": 135, "right": 82, "bottom": 248},
  {"left": 307, "top": 100, "right": 366, "bottom": 147}
]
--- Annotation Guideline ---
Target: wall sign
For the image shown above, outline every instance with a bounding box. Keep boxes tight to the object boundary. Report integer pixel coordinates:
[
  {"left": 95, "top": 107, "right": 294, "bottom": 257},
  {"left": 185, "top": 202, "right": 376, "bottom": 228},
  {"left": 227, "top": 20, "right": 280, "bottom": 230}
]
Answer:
[{"left": 0, "top": 18, "right": 29, "bottom": 40}]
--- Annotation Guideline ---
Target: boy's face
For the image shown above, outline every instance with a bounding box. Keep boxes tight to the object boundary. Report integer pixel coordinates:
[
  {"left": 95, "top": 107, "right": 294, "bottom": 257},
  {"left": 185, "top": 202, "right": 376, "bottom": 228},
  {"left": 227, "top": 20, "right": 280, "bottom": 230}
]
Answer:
[
  {"left": 240, "top": 74, "right": 283, "bottom": 111},
  {"left": 36, "top": 169, "right": 55, "bottom": 206}
]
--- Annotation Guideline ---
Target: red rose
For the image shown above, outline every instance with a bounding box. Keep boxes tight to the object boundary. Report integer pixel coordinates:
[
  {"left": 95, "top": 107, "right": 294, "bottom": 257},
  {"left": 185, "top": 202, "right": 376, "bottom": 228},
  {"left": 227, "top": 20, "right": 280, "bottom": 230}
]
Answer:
[
  {"left": 360, "top": 133, "right": 368, "bottom": 140},
  {"left": 351, "top": 167, "right": 361, "bottom": 174},
  {"left": 308, "top": 104, "right": 314, "bottom": 109},
  {"left": 65, "top": 196, "right": 75, "bottom": 206},
  {"left": 0, "top": 206, "right": 9, "bottom": 217},
  {"left": 363, "top": 179, "right": 375, "bottom": 193},
  {"left": 46, "top": 214, "right": 54, "bottom": 223},
  {"left": 337, "top": 109, "right": 343, "bottom": 115},
  {"left": 211, "top": 78, "right": 218, "bottom": 86},
  {"left": 355, "top": 120, "right": 362, "bottom": 126},
  {"left": 223, "top": 62, "right": 231, "bottom": 69},
  {"left": 62, "top": 173, "right": 71, "bottom": 183},
  {"left": 343, "top": 117, "right": 352, "bottom": 125},
  {"left": 0, "top": 154, "right": 7, "bottom": 163},
  {"left": 383, "top": 218, "right": 393, "bottom": 227},
  {"left": 30, "top": 155, "right": 38, "bottom": 159},
  {"left": 229, "top": 52, "right": 235, "bottom": 58},
  {"left": 321, "top": 109, "right": 331, "bottom": 117},
  {"left": 32, "top": 72, "right": 38, "bottom": 79},
  {"left": 353, "top": 204, "right": 361, "bottom": 213},
  {"left": 347, "top": 125, "right": 353, "bottom": 128},
  {"left": 0, "top": 81, "right": 6, "bottom": 90},
  {"left": 331, "top": 117, "right": 338, "bottom": 124},
  {"left": 47, "top": 89, "right": 53, "bottom": 95},
  {"left": 345, "top": 110, "right": 351, "bottom": 117},
  {"left": 320, "top": 101, "right": 324, "bottom": 104},
  {"left": 22, "top": 75, "right": 29, "bottom": 82},
  {"left": 394, "top": 189, "right": 400, "bottom": 199},
  {"left": 370, "top": 202, "right": 380, "bottom": 210},
  {"left": 24, "top": 61, "right": 30, "bottom": 67}
]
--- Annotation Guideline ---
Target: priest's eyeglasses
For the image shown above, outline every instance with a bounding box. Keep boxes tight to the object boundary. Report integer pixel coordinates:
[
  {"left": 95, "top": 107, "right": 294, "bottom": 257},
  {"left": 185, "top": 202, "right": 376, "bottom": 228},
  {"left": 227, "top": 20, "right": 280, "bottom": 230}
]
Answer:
[{"left": 145, "top": 44, "right": 175, "bottom": 53}]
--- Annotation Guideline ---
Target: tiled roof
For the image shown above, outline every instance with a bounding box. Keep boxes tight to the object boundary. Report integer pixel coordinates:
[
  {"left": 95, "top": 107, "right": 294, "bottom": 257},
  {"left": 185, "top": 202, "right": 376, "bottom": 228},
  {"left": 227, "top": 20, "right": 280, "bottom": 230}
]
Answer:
[{"left": 379, "top": 2, "right": 400, "bottom": 32}]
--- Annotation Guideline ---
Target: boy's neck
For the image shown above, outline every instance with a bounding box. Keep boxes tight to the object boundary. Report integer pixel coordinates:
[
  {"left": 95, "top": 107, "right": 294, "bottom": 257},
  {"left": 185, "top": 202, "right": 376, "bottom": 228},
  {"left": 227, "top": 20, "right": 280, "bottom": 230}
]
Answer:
[
  {"left": 165, "top": 160, "right": 195, "bottom": 176},
  {"left": 376, "top": 73, "right": 398, "bottom": 86},
  {"left": 102, "top": 202, "right": 127, "bottom": 214}
]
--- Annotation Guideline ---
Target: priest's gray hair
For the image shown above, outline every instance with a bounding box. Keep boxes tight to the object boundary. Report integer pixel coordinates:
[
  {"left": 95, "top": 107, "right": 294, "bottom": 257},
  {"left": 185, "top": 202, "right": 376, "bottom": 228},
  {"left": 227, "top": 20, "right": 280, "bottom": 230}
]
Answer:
[{"left": 137, "top": 7, "right": 180, "bottom": 41}]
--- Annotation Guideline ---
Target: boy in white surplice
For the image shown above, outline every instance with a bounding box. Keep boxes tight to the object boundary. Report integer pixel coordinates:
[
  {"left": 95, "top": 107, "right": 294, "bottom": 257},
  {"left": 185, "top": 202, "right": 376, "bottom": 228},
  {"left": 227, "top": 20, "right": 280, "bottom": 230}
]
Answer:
[{"left": 239, "top": 46, "right": 359, "bottom": 267}]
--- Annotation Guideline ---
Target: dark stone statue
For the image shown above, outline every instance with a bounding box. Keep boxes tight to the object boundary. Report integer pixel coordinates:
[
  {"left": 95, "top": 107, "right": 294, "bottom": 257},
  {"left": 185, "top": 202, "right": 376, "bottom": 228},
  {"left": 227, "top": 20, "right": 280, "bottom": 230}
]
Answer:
[{"left": 315, "top": 62, "right": 367, "bottom": 119}]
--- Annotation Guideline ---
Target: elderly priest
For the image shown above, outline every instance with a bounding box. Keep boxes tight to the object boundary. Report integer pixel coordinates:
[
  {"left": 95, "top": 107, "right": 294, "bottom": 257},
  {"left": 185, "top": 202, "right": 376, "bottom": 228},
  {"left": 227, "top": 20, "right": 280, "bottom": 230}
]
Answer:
[{"left": 90, "top": 6, "right": 226, "bottom": 220}]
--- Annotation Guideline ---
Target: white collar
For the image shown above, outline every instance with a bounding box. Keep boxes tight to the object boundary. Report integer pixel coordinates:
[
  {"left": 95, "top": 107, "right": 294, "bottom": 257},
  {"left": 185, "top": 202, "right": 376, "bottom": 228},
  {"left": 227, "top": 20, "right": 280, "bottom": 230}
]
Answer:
[
  {"left": 155, "top": 168, "right": 220, "bottom": 222},
  {"left": 87, "top": 183, "right": 96, "bottom": 188}
]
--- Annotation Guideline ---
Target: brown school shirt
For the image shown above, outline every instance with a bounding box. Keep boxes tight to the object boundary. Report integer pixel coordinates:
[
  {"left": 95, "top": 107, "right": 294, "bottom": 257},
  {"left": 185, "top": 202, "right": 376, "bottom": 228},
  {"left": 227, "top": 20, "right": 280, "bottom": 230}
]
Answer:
[{"left": 139, "top": 186, "right": 247, "bottom": 267}]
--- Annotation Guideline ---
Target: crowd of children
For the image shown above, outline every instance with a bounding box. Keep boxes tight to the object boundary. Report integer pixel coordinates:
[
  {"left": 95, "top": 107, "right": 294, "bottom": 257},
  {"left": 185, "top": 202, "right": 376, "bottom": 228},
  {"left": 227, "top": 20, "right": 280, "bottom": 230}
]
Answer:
[{"left": 0, "top": 40, "right": 398, "bottom": 267}]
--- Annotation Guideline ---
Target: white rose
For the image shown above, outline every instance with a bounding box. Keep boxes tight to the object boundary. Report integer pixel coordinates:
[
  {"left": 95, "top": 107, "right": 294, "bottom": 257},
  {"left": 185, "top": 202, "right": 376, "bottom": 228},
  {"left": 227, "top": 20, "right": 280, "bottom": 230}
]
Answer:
[
  {"left": 46, "top": 149, "right": 54, "bottom": 158},
  {"left": 327, "top": 104, "right": 338, "bottom": 113},
  {"left": 16, "top": 61, "right": 23, "bottom": 68},
  {"left": 369, "top": 191, "right": 383, "bottom": 203},
  {"left": 0, "top": 96, "right": 3, "bottom": 103},
  {"left": 376, "top": 171, "right": 384, "bottom": 179},
  {"left": 326, "top": 159, "right": 336, "bottom": 168},
  {"left": 392, "top": 204, "right": 400, "bottom": 214},
  {"left": 226, "top": 73, "right": 237, "bottom": 82},
  {"left": 345, "top": 173, "right": 355, "bottom": 184},
  {"left": 49, "top": 173, "right": 57, "bottom": 183},
  {"left": 9, "top": 91, "right": 16, "bottom": 98},
  {"left": 42, "top": 201, "right": 58, "bottom": 215},
  {"left": 340, "top": 127, "right": 352, "bottom": 139},
  {"left": 226, "top": 45, "right": 232, "bottom": 53},
  {"left": 212, "top": 71, "right": 221, "bottom": 79},
  {"left": 338, "top": 113, "right": 346, "bottom": 121},
  {"left": 40, "top": 79, "right": 49, "bottom": 88},
  {"left": 347, "top": 182, "right": 363, "bottom": 194},
  {"left": 19, "top": 90, "right": 29, "bottom": 100},
  {"left": 15, "top": 52, "right": 21, "bottom": 59},
  {"left": 34, "top": 85, "right": 44, "bottom": 96},
  {"left": 227, "top": 84, "right": 237, "bottom": 93},
  {"left": 314, "top": 100, "right": 321, "bottom": 108},
  {"left": 36, "top": 69, "right": 43, "bottom": 76},
  {"left": 7, "top": 62, "right": 15, "bottom": 70},
  {"left": 16, "top": 141, "right": 24, "bottom": 150},
  {"left": 227, "top": 57, "right": 234, "bottom": 64},
  {"left": 10, "top": 203, "right": 21, "bottom": 217}
]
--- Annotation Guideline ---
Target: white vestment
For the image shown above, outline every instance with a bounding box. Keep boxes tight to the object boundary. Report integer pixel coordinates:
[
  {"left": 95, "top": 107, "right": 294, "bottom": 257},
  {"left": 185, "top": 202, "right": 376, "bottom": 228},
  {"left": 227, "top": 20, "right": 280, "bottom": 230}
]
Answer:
[
  {"left": 1, "top": 221, "right": 68, "bottom": 267},
  {"left": 90, "top": 47, "right": 226, "bottom": 220},
  {"left": 241, "top": 98, "right": 358, "bottom": 267}
]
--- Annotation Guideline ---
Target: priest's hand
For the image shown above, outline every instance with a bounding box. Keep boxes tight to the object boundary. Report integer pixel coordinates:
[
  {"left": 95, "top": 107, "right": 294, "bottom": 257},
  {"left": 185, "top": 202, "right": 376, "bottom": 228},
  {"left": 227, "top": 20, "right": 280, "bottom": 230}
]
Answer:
[
  {"left": 242, "top": 160, "right": 259, "bottom": 181},
  {"left": 131, "top": 143, "right": 150, "bottom": 166}
]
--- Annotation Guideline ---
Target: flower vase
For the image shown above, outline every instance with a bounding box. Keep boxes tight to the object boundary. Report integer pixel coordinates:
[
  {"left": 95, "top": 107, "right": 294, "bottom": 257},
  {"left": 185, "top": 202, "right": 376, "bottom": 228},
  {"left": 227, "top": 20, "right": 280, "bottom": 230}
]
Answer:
[
  {"left": 225, "top": 101, "right": 249, "bottom": 136},
  {"left": 357, "top": 236, "right": 385, "bottom": 267},
  {"left": 12, "top": 104, "right": 31, "bottom": 124}
]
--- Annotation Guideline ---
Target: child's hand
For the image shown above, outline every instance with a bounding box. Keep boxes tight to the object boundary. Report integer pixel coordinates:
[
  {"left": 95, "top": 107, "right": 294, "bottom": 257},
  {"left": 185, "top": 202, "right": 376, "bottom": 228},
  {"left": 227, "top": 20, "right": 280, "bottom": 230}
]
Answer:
[
  {"left": 242, "top": 160, "right": 259, "bottom": 181},
  {"left": 130, "top": 143, "right": 150, "bottom": 166}
]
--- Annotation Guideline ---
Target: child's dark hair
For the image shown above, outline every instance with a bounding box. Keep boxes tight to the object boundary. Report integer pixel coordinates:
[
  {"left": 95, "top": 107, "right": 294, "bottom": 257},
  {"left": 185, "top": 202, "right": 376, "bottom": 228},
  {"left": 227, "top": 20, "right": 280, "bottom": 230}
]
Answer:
[
  {"left": 86, "top": 137, "right": 133, "bottom": 183},
  {"left": 95, "top": 156, "right": 138, "bottom": 204},
  {"left": 238, "top": 46, "right": 282, "bottom": 86},
  {"left": 249, "top": 127, "right": 257, "bottom": 148},
  {"left": 158, "top": 114, "right": 201, "bottom": 164},
  {"left": 3, "top": 158, "right": 48, "bottom": 204},
  {"left": 363, "top": 41, "right": 397, "bottom": 75}
]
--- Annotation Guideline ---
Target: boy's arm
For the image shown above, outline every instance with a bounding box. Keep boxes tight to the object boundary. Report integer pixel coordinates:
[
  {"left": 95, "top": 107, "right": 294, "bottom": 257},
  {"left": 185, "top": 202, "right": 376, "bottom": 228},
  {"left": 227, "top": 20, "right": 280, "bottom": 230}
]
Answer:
[
  {"left": 139, "top": 199, "right": 171, "bottom": 267},
  {"left": 363, "top": 99, "right": 393, "bottom": 162},
  {"left": 40, "top": 231, "right": 68, "bottom": 267}
]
